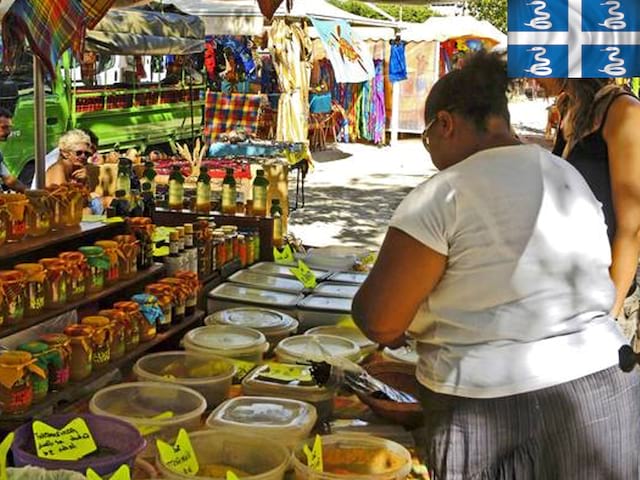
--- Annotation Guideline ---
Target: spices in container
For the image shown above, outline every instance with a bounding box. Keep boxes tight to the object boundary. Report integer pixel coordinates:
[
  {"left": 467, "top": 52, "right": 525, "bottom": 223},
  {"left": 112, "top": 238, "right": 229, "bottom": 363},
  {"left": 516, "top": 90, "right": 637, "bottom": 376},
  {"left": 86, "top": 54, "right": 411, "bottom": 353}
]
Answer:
[
  {"left": 81, "top": 316, "right": 112, "bottom": 369},
  {"left": 132, "top": 293, "right": 166, "bottom": 334},
  {"left": 14, "top": 264, "right": 46, "bottom": 316},
  {"left": 94, "top": 240, "right": 121, "bottom": 285},
  {"left": 38, "top": 259, "right": 68, "bottom": 308},
  {"left": 39, "top": 333, "right": 71, "bottom": 390},
  {"left": 0, "top": 351, "right": 42, "bottom": 414},
  {"left": 58, "top": 252, "right": 88, "bottom": 301},
  {"left": 63, "top": 324, "right": 94, "bottom": 382},
  {"left": 0, "top": 270, "right": 26, "bottom": 325},
  {"left": 113, "top": 234, "right": 139, "bottom": 280},
  {"left": 175, "top": 271, "right": 200, "bottom": 317},
  {"left": 99, "top": 309, "right": 139, "bottom": 352},
  {"left": 158, "top": 277, "right": 190, "bottom": 323},
  {"left": 16, "top": 341, "right": 52, "bottom": 402},
  {"left": 77, "top": 246, "right": 109, "bottom": 293},
  {"left": 115, "top": 301, "right": 156, "bottom": 342},
  {"left": 2, "top": 193, "right": 29, "bottom": 243},
  {"left": 25, "top": 190, "right": 52, "bottom": 237},
  {"left": 142, "top": 286, "right": 173, "bottom": 332}
]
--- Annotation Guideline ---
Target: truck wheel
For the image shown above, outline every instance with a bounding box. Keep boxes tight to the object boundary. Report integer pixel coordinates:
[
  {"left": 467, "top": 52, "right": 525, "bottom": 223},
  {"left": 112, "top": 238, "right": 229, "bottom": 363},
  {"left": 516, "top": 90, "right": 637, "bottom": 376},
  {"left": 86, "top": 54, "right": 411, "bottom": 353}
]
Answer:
[{"left": 19, "top": 160, "right": 35, "bottom": 187}]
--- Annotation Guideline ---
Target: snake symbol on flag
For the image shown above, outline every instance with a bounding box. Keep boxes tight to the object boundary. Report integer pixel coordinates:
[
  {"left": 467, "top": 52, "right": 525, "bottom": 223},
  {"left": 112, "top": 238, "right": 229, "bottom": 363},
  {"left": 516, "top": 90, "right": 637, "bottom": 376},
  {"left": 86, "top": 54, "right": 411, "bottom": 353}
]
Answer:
[
  {"left": 525, "top": 47, "right": 553, "bottom": 76},
  {"left": 599, "top": 47, "right": 627, "bottom": 76},
  {"left": 525, "top": 1, "right": 553, "bottom": 30},
  {"left": 598, "top": 1, "right": 627, "bottom": 30}
]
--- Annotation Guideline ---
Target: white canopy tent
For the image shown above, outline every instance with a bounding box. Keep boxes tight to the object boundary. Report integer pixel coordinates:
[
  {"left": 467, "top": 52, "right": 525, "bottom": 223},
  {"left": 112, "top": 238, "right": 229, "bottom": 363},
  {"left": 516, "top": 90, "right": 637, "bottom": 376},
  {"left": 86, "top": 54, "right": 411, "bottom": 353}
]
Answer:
[{"left": 402, "top": 15, "right": 506, "bottom": 44}]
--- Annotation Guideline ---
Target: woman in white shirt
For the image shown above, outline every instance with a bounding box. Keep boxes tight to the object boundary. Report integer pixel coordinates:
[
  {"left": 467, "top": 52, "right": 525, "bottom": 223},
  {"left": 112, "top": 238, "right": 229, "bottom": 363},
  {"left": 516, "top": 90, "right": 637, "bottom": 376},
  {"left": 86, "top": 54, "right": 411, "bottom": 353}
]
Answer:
[{"left": 352, "top": 52, "right": 639, "bottom": 479}]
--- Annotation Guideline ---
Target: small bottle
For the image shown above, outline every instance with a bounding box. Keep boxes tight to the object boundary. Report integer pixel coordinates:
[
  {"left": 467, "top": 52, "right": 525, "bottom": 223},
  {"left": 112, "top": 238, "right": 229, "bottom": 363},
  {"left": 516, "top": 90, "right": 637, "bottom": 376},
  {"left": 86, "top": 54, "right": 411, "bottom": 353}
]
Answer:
[
  {"left": 141, "top": 182, "right": 156, "bottom": 217},
  {"left": 236, "top": 191, "right": 246, "bottom": 215},
  {"left": 271, "top": 198, "right": 283, "bottom": 248},
  {"left": 129, "top": 189, "right": 143, "bottom": 217},
  {"left": 184, "top": 223, "right": 198, "bottom": 273},
  {"left": 221, "top": 168, "right": 236, "bottom": 215},
  {"left": 142, "top": 160, "right": 157, "bottom": 195},
  {"left": 168, "top": 165, "right": 185, "bottom": 210},
  {"left": 165, "top": 231, "right": 181, "bottom": 276},
  {"left": 110, "top": 190, "right": 130, "bottom": 217},
  {"left": 196, "top": 165, "right": 211, "bottom": 213},
  {"left": 252, "top": 169, "right": 269, "bottom": 217},
  {"left": 175, "top": 226, "right": 186, "bottom": 270},
  {"left": 116, "top": 158, "right": 131, "bottom": 198}
]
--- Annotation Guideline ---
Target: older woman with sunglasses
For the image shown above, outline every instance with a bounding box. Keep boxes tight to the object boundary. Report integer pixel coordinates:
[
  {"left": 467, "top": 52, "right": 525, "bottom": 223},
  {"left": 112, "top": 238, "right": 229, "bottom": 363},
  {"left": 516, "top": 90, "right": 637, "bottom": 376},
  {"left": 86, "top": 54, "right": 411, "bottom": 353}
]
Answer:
[
  {"left": 353, "top": 51, "right": 638, "bottom": 478},
  {"left": 46, "top": 129, "right": 93, "bottom": 187}
]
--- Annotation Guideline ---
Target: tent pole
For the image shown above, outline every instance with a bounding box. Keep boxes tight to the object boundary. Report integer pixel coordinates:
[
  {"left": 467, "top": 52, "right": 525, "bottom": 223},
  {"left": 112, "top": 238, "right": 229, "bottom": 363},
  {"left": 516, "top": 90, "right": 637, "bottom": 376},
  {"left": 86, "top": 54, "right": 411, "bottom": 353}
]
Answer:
[{"left": 33, "top": 56, "right": 46, "bottom": 189}]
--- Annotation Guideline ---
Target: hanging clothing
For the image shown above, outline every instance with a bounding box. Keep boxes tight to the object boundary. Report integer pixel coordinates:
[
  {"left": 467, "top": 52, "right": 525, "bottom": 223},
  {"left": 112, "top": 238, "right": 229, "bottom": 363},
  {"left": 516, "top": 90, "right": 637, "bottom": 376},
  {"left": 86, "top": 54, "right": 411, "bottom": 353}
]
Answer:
[
  {"left": 389, "top": 40, "right": 408, "bottom": 82},
  {"left": 370, "top": 59, "right": 386, "bottom": 145}
]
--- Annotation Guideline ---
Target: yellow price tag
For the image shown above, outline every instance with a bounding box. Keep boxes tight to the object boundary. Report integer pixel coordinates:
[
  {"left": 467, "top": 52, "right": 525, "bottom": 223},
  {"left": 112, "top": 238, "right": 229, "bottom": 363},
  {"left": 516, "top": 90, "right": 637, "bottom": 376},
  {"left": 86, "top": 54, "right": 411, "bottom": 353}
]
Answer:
[
  {"left": 263, "top": 362, "right": 313, "bottom": 382},
  {"left": 104, "top": 216, "right": 124, "bottom": 224},
  {"left": 226, "top": 472, "right": 240, "bottom": 480},
  {"left": 32, "top": 417, "right": 97, "bottom": 461},
  {"left": 86, "top": 465, "right": 131, "bottom": 480},
  {"left": 153, "top": 246, "right": 170, "bottom": 257},
  {"left": 0, "top": 433, "right": 14, "bottom": 480},
  {"left": 82, "top": 214, "right": 106, "bottom": 223},
  {"left": 290, "top": 260, "right": 317, "bottom": 289},
  {"left": 273, "top": 245, "right": 295, "bottom": 264},
  {"left": 138, "top": 411, "right": 175, "bottom": 436},
  {"left": 156, "top": 428, "right": 199, "bottom": 476},
  {"left": 360, "top": 252, "right": 377, "bottom": 265},
  {"left": 303, "top": 435, "right": 323, "bottom": 472},
  {"left": 231, "top": 359, "right": 256, "bottom": 382}
]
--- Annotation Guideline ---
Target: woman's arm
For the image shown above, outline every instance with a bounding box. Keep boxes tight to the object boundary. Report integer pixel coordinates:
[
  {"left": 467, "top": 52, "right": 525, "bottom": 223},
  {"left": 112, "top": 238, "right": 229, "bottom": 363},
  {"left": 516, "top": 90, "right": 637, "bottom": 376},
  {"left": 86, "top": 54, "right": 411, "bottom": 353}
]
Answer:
[
  {"left": 603, "top": 95, "right": 640, "bottom": 316},
  {"left": 352, "top": 227, "right": 447, "bottom": 346},
  {"left": 45, "top": 162, "right": 67, "bottom": 187}
]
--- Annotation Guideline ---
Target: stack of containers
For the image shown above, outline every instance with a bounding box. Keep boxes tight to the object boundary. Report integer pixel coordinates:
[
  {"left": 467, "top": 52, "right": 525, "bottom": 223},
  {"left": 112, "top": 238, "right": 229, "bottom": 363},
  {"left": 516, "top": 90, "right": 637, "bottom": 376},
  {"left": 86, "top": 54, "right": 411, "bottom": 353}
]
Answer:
[{"left": 184, "top": 325, "right": 269, "bottom": 363}]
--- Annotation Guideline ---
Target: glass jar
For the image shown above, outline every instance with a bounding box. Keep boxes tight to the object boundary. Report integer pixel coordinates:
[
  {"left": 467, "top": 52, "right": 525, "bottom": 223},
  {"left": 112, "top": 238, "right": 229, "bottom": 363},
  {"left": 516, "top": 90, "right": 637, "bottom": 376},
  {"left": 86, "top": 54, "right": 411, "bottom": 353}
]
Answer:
[
  {"left": 0, "top": 351, "right": 39, "bottom": 414},
  {"left": 0, "top": 270, "right": 26, "bottom": 325},
  {"left": 46, "top": 187, "right": 69, "bottom": 231},
  {"left": 113, "top": 235, "right": 139, "bottom": 280},
  {"left": 246, "top": 232, "right": 255, "bottom": 265},
  {"left": 128, "top": 217, "right": 155, "bottom": 270},
  {"left": 99, "top": 309, "right": 139, "bottom": 353},
  {"left": 175, "top": 271, "right": 200, "bottom": 317},
  {"left": 158, "top": 278, "right": 189, "bottom": 323},
  {"left": 78, "top": 246, "right": 108, "bottom": 293},
  {"left": 94, "top": 240, "right": 121, "bottom": 285},
  {"left": 14, "top": 264, "right": 46, "bottom": 316},
  {"left": 141, "top": 286, "right": 173, "bottom": 331},
  {"left": 222, "top": 225, "right": 239, "bottom": 258},
  {"left": 81, "top": 316, "right": 111, "bottom": 369},
  {"left": 39, "top": 259, "right": 68, "bottom": 308},
  {"left": 25, "top": 190, "right": 52, "bottom": 237},
  {"left": 58, "top": 252, "right": 88, "bottom": 301},
  {"left": 39, "top": 333, "right": 71, "bottom": 390},
  {"left": 16, "top": 341, "right": 51, "bottom": 403},
  {"left": 238, "top": 234, "right": 248, "bottom": 267},
  {"left": 213, "top": 231, "right": 226, "bottom": 267},
  {"left": 2, "top": 193, "right": 29, "bottom": 243},
  {"left": 114, "top": 301, "right": 156, "bottom": 343},
  {"left": 67, "top": 187, "right": 86, "bottom": 227},
  {"left": 253, "top": 230, "right": 261, "bottom": 262},
  {"left": 0, "top": 198, "right": 8, "bottom": 247},
  {"left": 63, "top": 325, "right": 93, "bottom": 382},
  {"left": 132, "top": 293, "right": 167, "bottom": 334}
]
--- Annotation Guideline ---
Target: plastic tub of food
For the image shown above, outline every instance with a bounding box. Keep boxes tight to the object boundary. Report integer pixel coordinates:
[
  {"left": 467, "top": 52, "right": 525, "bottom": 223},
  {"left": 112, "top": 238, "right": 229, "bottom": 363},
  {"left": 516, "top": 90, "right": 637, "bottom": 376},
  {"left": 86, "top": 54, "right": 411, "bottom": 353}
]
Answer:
[
  {"left": 296, "top": 295, "right": 353, "bottom": 331},
  {"left": 205, "top": 308, "right": 299, "bottom": 351},
  {"left": 292, "top": 434, "right": 412, "bottom": 479},
  {"left": 382, "top": 345, "right": 419, "bottom": 366},
  {"left": 327, "top": 271, "right": 368, "bottom": 285},
  {"left": 156, "top": 429, "right": 289, "bottom": 480},
  {"left": 275, "top": 334, "right": 361, "bottom": 365},
  {"left": 305, "top": 326, "right": 378, "bottom": 356},
  {"left": 298, "top": 246, "right": 366, "bottom": 272},
  {"left": 228, "top": 270, "right": 306, "bottom": 294},
  {"left": 133, "top": 351, "right": 235, "bottom": 409},
  {"left": 242, "top": 365, "right": 335, "bottom": 420},
  {"left": 207, "top": 283, "right": 302, "bottom": 317},
  {"left": 89, "top": 382, "right": 206, "bottom": 457},
  {"left": 206, "top": 396, "right": 317, "bottom": 449},
  {"left": 184, "top": 325, "right": 269, "bottom": 363},
  {"left": 313, "top": 282, "right": 359, "bottom": 299},
  {"left": 249, "top": 262, "right": 331, "bottom": 282},
  {"left": 11, "top": 413, "right": 146, "bottom": 475}
]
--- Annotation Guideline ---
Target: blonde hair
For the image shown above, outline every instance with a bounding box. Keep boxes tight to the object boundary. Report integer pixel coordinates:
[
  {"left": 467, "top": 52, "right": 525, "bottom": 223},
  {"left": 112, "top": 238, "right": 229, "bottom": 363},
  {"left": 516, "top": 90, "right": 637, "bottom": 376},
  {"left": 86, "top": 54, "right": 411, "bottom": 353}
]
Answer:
[{"left": 58, "top": 129, "right": 91, "bottom": 153}]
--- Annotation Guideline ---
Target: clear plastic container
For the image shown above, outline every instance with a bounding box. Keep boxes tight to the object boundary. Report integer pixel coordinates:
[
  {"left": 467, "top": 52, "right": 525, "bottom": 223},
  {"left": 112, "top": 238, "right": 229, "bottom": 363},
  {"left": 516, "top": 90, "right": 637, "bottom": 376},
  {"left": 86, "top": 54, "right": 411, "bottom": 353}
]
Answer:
[
  {"left": 313, "top": 282, "right": 359, "bottom": 299},
  {"left": 275, "top": 335, "right": 361, "bottom": 365},
  {"left": 327, "top": 272, "right": 368, "bottom": 285},
  {"left": 305, "top": 326, "right": 378, "bottom": 357},
  {"left": 242, "top": 365, "right": 335, "bottom": 420},
  {"left": 228, "top": 270, "right": 306, "bottom": 294},
  {"left": 205, "top": 308, "right": 299, "bottom": 351},
  {"left": 89, "top": 382, "right": 206, "bottom": 457},
  {"left": 296, "top": 295, "right": 353, "bottom": 331},
  {"left": 249, "top": 262, "right": 330, "bottom": 282},
  {"left": 208, "top": 282, "right": 302, "bottom": 316},
  {"left": 184, "top": 325, "right": 269, "bottom": 363},
  {"left": 155, "top": 429, "right": 289, "bottom": 480},
  {"left": 292, "top": 434, "right": 412, "bottom": 480},
  {"left": 133, "top": 351, "right": 235, "bottom": 409},
  {"left": 206, "top": 396, "right": 317, "bottom": 449}
]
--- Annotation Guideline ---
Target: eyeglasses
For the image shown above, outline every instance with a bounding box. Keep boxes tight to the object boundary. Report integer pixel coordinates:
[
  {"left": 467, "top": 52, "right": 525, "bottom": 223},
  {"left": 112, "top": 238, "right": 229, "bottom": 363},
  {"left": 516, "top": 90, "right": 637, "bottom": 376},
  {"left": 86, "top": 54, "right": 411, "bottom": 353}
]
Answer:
[
  {"left": 74, "top": 150, "right": 92, "bottom": 157},
  {"left": 421, "top": 117, "right": 437, "bottom": 151}
]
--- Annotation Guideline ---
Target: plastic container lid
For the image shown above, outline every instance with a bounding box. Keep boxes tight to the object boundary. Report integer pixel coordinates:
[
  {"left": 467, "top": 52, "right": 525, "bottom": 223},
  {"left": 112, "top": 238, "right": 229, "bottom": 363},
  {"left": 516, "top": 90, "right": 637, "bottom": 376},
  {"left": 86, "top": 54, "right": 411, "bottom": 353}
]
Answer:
[
  {"left": 242, "top": 364, "right": 334, "bottom": 404},
  {"left": 134, "top": 351, "right": 235, "bottom": 385},
  {"left": 184, "top": 325, "right": 268, "bottom": 356},
  {"left": 228, "top": 270, "right": 305, "bottom": 294},
  {"left": 297, "top": 295, "right": 352, "bottom": 313},
  {"left": 328, "top": 271, "right": 369, "bottom": 285},
  {"left": 313, "top": 282, "right": 359, "bottom": 299},
  {"left": 305, "top": 326, "right": 377, "bottom": 353},
  {"left": 275, "top": 334, "right": 361, "bottom": 363},
  {"left": 249, "top": 262, "right": 330, "bottom": 281},
  {"left": 205, "top": 308, "right": 298, "bottom": 336},
  {"left": 383, "top": 345, "right": 419, "bottom": 365},
  {"left": 208, "top": 283, "right": 302, "bottom": 309}
]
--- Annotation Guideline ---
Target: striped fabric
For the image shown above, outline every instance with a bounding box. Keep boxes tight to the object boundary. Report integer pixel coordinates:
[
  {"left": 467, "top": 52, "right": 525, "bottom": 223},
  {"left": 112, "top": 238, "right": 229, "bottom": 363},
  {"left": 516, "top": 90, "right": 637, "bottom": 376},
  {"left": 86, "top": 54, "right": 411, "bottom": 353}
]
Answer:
[{"left": 419, "top": 366, "right": 640, "bottom": 479}]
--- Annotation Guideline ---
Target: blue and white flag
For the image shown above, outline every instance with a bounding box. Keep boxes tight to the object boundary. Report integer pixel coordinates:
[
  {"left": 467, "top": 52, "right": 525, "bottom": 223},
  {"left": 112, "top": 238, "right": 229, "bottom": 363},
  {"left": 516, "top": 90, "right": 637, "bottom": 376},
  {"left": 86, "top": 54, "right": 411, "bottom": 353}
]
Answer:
[{"left": 508, "top": 0, "right": 640, "bottom": 78}]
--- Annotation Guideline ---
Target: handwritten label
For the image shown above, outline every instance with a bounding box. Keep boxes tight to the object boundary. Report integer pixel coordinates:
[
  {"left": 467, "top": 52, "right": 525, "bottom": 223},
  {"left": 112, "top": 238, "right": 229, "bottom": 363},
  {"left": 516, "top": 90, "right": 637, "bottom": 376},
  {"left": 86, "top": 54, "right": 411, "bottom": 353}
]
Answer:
[
  {"left": 273, "top": 245, "right": 295, "bottom": 264},
  {"left": 0, "top": 433, "right": 14, "bottom": 480},
  {"left": 33, "top": 417, "right": 97, "bottom": 461},
  {"left": 157, "top": 428, "right": 199, "bottom": 476},
  {"left": 104, "top": 217, "right": 124, "bottom": 224},
  {"left": 231, "top": 359, "right": 256, "bottom": 382},
  {"left": 290, "top": 260, "right": 317, "bottom": 289},
  {"left": 86, "top": 465, "right": 131, "bottom": 480},
  {"left": 263, "top": 362, "right": 313, "bottom": 382},
  {"left": 226, "top": 472, "right": 240, "bottom": 480},
  {"left": 138, "top": 411, "right": 175, "bottom": 436},
  {"left": 153, "top": 246, "right": 170, "bottom": 257},
  {"left": 303, "top": 435, "right": 323, "bottom": 472}
]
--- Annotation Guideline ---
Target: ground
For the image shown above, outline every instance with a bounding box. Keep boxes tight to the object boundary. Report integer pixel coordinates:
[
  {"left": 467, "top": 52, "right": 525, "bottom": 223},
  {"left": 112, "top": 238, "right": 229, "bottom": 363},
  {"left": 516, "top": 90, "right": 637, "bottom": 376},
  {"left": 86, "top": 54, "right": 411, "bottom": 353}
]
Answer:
[{"left": 288, "top": 97, "right": 553, "bottom": 248}]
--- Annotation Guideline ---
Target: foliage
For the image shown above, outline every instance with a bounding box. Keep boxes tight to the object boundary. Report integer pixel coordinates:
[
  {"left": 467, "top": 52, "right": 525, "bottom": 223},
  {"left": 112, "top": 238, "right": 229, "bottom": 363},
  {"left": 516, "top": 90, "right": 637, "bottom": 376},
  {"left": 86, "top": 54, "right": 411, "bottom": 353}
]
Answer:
[
  {"left": 327, "top": 0, "right": 439, "bottom": 23},
  {"left": 466, "top": 0, "right": 507, "bottom": 33}
]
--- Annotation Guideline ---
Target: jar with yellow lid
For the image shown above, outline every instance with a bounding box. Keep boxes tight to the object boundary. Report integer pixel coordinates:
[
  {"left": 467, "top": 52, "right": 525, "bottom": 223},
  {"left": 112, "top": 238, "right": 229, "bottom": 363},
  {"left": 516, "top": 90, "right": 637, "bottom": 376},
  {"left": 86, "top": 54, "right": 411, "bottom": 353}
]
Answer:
[
  {"left": 16, "top": 341, "right": 56, "bottom": 402},
  {"left": 113, "top": 234, "right": 139, "bottom": 280},
  {"left": 2, "top": 193, "right": 29, "bottom": 243},
  {"left": 99, "top": 309, "right": 139, "bottom": 352},
  {"left": 174, "top": 271, "right": 200, "bottom": 317},
  {"left": 78, "top": 246, "right": 109, "bottom": 293},
  {"left": 38, "top": 259, "right": 68, "bottom": 308},
  {"left": 0, "top": 270, "right": 26, "bottom": 325},
  {"left": 25, "top": 189, "right": 52, "bottom": 237},
  {"left": 39, "top": 333, "right": 71, "bottom": 390},
  {"left": 58, "top": 252, "right": 88, "bottom": 301},
  {"left": 114, "top": 301, "right": 156, "bottom": 342},
  {"left": 94, "top": 240, "right": 121, "bottom": 285},
  {"left": 63, "top": 325, "right": 93, "bottom": 382},
  {"left": 81, "top": 316, "right": 112, "bottom": 369},
  {"left": 158, "top": 277, "right": 191, "bottom": 323},
  {"left": 14, "top": 264, "right": 46, "bottom": 316},
  {"left": 0, "top": 351, "right": 44, "bottom": 414}
]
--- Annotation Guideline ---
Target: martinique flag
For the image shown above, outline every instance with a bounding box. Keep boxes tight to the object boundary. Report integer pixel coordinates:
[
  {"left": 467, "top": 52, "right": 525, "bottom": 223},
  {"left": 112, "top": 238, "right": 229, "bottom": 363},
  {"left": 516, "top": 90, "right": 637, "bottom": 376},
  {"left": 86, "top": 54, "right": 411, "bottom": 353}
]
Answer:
[{"left": 508, "top": 0, "right": 640, "bottom": 78}]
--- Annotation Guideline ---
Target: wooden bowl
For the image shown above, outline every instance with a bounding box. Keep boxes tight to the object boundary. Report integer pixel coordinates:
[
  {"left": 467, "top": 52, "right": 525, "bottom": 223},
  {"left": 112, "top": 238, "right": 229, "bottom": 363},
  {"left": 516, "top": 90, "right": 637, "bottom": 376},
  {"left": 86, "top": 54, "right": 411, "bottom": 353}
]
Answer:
[{"left": 356, "top": 361, "right": 424, "bottom": 428}]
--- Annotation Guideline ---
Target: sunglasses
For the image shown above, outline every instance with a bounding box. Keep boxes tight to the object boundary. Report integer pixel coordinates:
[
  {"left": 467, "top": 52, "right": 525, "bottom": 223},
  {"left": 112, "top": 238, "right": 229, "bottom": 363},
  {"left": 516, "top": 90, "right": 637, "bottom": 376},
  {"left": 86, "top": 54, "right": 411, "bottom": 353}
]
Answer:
[
  {"left": 74, "top": 150, "right": 92, "bottom": 157},
  {"left": 421, "top": 117, "right": 437, "bottom": 151}
]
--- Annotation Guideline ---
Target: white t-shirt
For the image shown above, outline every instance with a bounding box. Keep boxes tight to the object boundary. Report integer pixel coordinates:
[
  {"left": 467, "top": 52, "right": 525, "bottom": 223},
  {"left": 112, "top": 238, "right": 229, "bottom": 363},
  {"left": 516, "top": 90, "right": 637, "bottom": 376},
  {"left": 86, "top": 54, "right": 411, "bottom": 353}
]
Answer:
[{"left": 391, "top": 144, "right": 626, "bottom": 398}]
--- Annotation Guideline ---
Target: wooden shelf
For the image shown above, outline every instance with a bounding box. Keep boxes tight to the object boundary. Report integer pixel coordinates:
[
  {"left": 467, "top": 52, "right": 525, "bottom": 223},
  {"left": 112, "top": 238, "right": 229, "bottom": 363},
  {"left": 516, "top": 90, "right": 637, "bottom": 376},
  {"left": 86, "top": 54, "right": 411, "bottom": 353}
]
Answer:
[
  {"left": 0, "top": 311, "right": 205, "bottom": 430},
  {"left": 0, "top": 264, "right": 165, "bottom": 340}
]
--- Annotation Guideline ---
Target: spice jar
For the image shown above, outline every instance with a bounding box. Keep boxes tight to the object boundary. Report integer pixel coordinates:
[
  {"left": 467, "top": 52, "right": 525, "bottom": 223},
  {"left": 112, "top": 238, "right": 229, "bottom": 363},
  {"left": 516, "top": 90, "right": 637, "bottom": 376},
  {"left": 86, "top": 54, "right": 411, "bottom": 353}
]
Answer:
[
  {"left": 81, "top": 316, "right": 112, "bottom": 369},
  {"left": 128, "top": 217, "right": 155, "bottom": 270},
  {"left": 114, "top": 301, "right": 156, "bottom": 343},
  {"left": 63, "top": 325, "right": 94, "bottom": 382},
  {"left": 2, "top": 193, "right": 29, "bottom": 243},
  {"left": 25, "top": 190, "right": 52, "bottom": 237},
  {"left": 99, "top": 309, "right": 139, "bottom": 352},
  {"left": 141, "top": 286, "right": 173, "bottom": 332},
  {"left": 158, "top": 277, "right": 190, "bottom": 323},
  {"left": 94, "top": 240, "right": 121, "bottom": 285},
  {"left": 0, "top": 351, "right": 42, "bottom": 414},
  {"left": 38, "top": 259, "right": 68, "bottom": 308},
  {"left": 78, "top": 246, "right": 109, "bottom": 293},
  {"left": 14, "top": 264, "right": 46, "bottom": 316},
  {"left": 113, "top": 235, "right": 139, "bottom": 280},
  {"left": 58, "top": 252, "right": 88, "bottom": 301},
  {"left": 0, "top": 270, "right": 26, "bottom": 325},
  {"left": 16, "top": 341, "right": 53, "bottom": 403},
  {"left": 39, "top": 333, "right": 71, "bottom": 390}
]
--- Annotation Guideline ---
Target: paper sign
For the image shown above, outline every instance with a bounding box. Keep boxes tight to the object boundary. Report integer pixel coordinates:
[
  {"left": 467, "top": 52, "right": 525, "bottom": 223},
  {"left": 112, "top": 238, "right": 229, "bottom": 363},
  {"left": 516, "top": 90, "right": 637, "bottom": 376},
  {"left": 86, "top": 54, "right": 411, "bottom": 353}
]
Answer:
[
  {"left": 82, "top": 214, "right": 106, "bottom": 223},
  {"left": 86, "top": 465, "right": 131, "bottom": 480},
  {"left": 263, "top": 362, "right": 313, "bottom": 382},
  {"left": 0, "top": 433, "right": 14, "bottom": 480},
  {"left": 360, "top": 252, "right": 377, "bottom": 265},
  {"left": 231, "top": 359, "right": 256, "bottom": 382},
  {"left": 226, "top": 472, "right": 240, "bottom": 480},
  {"left": 156, "top": 428, "right": 199, "bottom": 476},
  {"left": 303, "top": 435, "right": 323, "bottom": 472},
  {"left": 137, "top": 411, "right": 175, "bottom": 436},
  {"left": 273, "top": 245, "right": 295, "bottom": 264},
  {"left": 153, "top": 246, "right": 170, "bottom": 257},
  {"left": 33, "top": 417, "right": 97, "bottom": 461},
  {"left": 104, "top": 217, "right": 124, "bottom": 224},
  {"left": 290, "top": 260, "right": 317, "bottom": 289}
]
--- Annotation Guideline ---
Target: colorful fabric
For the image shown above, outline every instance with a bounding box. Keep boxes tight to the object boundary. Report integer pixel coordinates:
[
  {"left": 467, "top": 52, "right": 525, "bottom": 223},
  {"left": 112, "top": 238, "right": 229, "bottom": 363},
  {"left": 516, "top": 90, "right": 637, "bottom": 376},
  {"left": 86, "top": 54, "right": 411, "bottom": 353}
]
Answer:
[
  {"left": 389, "top": 40, "right": 408, "bottom": 82},
  {"left": 203, "top": 91, "right": 263, "bottom": 141}
]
